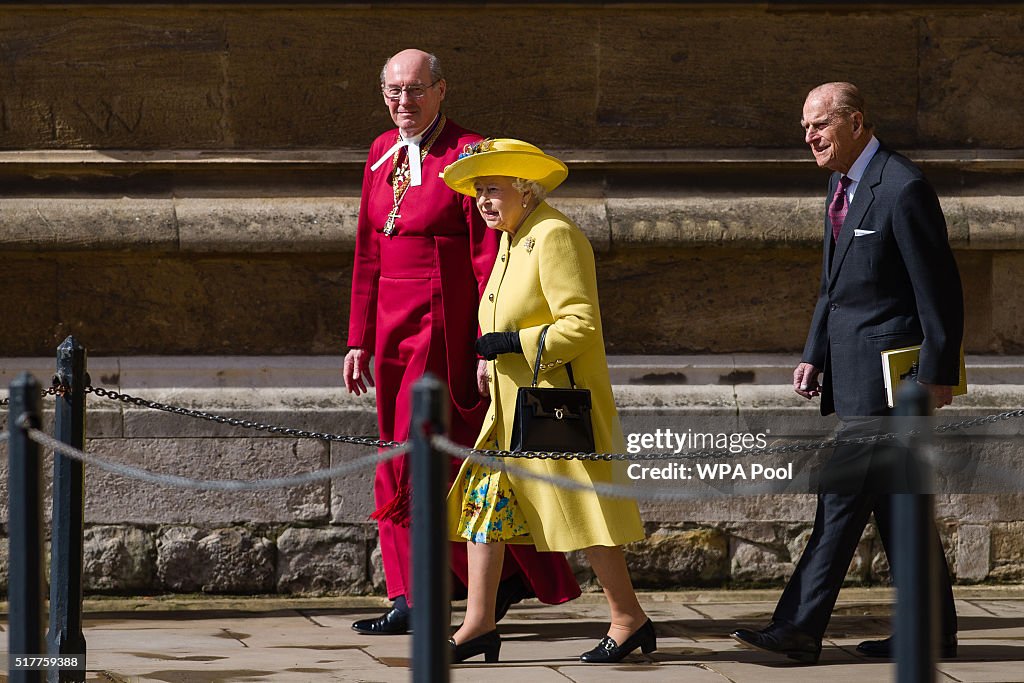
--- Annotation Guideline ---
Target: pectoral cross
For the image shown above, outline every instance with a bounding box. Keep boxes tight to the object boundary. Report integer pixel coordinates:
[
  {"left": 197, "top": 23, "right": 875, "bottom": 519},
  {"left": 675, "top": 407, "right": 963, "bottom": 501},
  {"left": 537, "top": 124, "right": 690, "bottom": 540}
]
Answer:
[{"left": 383, "top": 205, "right": 400, "bottom": 237}]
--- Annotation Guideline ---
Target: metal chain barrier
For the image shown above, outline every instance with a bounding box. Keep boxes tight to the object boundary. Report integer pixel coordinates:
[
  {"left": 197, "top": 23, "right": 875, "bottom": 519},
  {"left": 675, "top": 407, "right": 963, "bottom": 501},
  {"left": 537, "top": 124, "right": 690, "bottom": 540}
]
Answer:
[
  {"left": 4, "top": 382, "right": 1023, "bottom": 463},
  {"left": 933, "top": 409, "right": 1024, "bottom": 432},
  {"left": 0, "top": 381, "right": 65, "bottom": 407},
  {"left": 83, "top": 384, "right": 400, "bottom": 449},
  {"left": 21, "top": 422, "right": 409, "bottom": 492}
]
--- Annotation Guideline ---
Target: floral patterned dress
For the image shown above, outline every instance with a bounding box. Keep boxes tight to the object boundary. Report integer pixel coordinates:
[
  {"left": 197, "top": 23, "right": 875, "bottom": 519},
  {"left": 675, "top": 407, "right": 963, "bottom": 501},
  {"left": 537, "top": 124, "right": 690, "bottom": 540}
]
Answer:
[{"left": 456, "top": 460, "right": 531, "bottom": 543}]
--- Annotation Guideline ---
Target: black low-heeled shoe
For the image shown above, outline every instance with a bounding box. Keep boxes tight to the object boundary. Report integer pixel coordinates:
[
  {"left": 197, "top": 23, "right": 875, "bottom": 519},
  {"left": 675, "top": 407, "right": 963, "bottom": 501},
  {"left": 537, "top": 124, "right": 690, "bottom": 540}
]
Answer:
[
  {"left": 580, "top": 618, "right": 657, "bottom": 663},
  {"left": 731, "top": 622, "right": 821, "bottom": 664},
  {"left": 351, "top": 605, "right": 410, "bottom": 635},
  {"left": 449, "top": 630, "right": 501, "bottom": 663}
]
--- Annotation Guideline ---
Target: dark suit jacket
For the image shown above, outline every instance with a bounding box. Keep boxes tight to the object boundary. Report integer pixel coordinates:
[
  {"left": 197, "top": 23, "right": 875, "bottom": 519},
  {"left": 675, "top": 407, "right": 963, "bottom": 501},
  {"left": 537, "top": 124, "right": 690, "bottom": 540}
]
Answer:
[{"left": 802, "top": 145, "right": 964, "bottom": 419}]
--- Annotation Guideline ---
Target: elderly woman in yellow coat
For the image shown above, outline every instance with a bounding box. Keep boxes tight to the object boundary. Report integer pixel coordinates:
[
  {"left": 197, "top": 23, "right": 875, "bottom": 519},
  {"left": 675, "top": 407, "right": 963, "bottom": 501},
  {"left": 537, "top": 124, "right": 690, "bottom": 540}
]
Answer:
[{"left": 441, "top": 139, "right": 654, "bottom": 664}]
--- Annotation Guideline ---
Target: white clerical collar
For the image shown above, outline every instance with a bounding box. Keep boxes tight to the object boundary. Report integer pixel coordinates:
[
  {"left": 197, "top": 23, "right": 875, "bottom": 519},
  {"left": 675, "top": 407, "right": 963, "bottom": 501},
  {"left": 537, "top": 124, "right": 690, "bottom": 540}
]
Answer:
[
  {"left": 368, "top": 114, "right": 441, "bottom": 187},
  {"left": 401, "top": 117, "right": 434, "bottom": 144}
]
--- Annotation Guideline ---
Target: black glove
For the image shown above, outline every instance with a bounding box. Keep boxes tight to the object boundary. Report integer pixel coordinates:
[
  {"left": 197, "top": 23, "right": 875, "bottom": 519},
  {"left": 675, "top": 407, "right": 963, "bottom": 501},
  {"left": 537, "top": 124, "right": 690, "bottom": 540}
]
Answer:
[{"left": 475, "top": 332, "right": 523, "bottom": 360}]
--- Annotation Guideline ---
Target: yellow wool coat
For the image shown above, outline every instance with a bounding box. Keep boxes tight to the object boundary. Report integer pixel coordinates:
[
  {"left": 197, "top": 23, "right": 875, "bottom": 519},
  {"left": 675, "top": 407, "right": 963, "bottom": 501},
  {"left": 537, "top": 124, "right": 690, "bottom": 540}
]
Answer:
[{"left": 447, "top": 202, "right": 645, "bottom": 552}]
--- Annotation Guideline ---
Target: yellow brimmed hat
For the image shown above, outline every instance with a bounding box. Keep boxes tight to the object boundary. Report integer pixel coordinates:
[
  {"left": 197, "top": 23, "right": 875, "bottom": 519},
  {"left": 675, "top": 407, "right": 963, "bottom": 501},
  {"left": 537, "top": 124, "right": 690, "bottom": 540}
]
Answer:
[{"left": 442, "top": 138, "right": 568, "bottom": 197}]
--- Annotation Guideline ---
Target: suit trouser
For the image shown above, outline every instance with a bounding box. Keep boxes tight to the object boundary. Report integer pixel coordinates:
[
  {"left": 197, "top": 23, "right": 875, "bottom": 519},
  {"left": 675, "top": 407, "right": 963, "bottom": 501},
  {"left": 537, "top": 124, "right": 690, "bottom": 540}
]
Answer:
[{"left": 772, "top": 490, "right": 957, "bottom": 640}]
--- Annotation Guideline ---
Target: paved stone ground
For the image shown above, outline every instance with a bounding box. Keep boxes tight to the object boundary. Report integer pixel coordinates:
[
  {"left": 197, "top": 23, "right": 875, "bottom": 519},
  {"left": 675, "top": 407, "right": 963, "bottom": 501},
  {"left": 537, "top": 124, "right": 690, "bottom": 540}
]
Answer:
[{"left": 2, "top": 586, "right": 1024, "bottom": 682}]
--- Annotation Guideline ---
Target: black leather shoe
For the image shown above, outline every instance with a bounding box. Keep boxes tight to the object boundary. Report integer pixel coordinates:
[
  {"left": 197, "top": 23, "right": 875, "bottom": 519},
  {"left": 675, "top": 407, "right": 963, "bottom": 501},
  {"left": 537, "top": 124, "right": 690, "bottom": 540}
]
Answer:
[
  {"left": 580, "top": 618, "right": 657, "bottom": 663},
  {"left": 857, "top": 635, "right": 958, "bottom": 658},
  {"left": 495, "top": 575, "right": 534, "bottom": 622},
  {"left": 351, "top": 606, "right": 410, "bottom": 635},
  {"left": 449, "top": 630, "right": 501, "bottom": 663},
  {"left": 731, "top": 622, "right": 822, "bottom": 664}
]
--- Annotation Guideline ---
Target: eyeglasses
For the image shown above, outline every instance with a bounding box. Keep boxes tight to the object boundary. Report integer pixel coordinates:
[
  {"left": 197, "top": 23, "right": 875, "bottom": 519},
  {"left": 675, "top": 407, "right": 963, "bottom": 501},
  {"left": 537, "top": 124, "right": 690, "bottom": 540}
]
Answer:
[{"left": 382, "top": 79, "right": 440, "bottom": 101}]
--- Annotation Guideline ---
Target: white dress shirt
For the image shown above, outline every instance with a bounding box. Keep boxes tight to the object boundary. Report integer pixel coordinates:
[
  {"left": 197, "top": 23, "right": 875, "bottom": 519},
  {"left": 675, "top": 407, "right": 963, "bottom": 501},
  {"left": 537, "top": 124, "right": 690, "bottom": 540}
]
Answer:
[{"left": 844, "top": 135, "right": 880, "bottom": 205}]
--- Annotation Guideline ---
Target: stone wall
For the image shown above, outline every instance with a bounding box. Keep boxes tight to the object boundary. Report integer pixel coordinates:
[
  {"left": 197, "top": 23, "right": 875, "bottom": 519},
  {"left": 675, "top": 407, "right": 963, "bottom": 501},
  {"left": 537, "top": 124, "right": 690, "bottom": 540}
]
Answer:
[
  {"left": 2, "top": 357, "right": 1023, "bottom": 595},
  {"left": 2, "top": 4, "right": 1023, "bottom": 151},
  {"left": 7, "top": 505, "right": 1024, "bottom": 595},
  {"left": 1, "top": 3, "right": 1023, "bottom": 356},
  {"left": 0, "top": 192, "right": 1022, "bottom": 356}
]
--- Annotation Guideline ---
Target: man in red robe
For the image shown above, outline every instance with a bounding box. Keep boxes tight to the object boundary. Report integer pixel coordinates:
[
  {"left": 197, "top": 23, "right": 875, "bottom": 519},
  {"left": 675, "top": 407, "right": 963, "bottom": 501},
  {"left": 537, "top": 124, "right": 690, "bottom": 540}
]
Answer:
[{"left": 345, "top": 48, "right": 580, "bottom": 635}]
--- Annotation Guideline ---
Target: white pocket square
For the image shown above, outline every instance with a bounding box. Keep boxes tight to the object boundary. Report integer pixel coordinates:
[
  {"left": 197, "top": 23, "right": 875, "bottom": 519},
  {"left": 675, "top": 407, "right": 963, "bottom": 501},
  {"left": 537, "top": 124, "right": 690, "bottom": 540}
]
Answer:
[{"left": 854, "top": 229, "right": 876, "bottom": 237}]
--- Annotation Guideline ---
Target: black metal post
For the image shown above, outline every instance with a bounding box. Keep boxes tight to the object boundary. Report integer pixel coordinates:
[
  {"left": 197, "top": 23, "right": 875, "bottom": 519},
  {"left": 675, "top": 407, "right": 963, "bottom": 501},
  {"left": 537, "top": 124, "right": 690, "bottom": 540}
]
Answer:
[
  {"left": 8, "top": 373, "right": 45, "bottom": 683},
  {"left": 410, "top": 373, "right": 450, "bottom": 682},
  {"left": 893, "top": 380, "right": 937, "bottom": 683},
  {"left": 48, "top": 336, "right": 87, "bottom": 682}
]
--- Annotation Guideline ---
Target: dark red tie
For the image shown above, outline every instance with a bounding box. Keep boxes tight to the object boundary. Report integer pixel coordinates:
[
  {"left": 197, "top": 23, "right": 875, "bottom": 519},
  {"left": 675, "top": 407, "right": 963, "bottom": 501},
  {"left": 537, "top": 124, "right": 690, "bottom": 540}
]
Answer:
[{"left": 829, "top": 175, "right": 853, "bottom": 241}]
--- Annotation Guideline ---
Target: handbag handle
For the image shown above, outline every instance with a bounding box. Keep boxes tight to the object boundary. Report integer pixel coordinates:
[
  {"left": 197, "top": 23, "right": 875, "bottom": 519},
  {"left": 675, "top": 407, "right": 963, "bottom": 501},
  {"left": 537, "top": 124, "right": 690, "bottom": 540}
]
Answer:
[{"left": 531, "top": 324, "right": 577, "bottom": 388}]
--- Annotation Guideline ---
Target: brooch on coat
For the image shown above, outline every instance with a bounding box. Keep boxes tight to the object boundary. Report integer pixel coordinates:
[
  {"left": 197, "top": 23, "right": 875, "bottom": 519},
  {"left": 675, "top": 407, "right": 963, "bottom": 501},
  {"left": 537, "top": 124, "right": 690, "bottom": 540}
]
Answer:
[{"left": 523, "top": 236, "right": 535, "bottom": 253}]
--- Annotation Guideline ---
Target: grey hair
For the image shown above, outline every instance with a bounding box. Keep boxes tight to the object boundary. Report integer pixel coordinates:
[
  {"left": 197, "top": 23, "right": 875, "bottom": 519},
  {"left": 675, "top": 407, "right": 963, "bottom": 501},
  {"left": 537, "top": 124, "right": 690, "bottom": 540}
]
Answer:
[
  {"left": 512, "top": 178, "right": 548, "bottom": 202},
  {"left": 380, "top": 52, "right": 444, "bottom": 86},
  {"left": 808, "top": 81, "right": 873, "bottom": 131}
]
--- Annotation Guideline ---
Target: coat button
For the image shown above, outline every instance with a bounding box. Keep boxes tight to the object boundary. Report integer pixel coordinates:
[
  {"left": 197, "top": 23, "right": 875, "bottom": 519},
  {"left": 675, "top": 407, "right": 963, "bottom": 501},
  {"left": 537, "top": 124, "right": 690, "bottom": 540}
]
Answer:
[
  {"left": 830, "top": 303, "right": 838, "bottom": 311},
  {"left": 488, "top": 293, "right": 495, "bottom": 302},
  {"left": 500, "top": 254, "right": 506, "bottom": 262}
]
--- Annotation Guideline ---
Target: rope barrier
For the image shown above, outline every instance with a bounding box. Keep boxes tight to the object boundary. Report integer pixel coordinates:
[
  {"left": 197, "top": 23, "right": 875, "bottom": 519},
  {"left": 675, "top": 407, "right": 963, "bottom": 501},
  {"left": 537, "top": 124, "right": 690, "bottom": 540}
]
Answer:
[{"left": 21, "top": 425, "right": 408, "bottom": 492}]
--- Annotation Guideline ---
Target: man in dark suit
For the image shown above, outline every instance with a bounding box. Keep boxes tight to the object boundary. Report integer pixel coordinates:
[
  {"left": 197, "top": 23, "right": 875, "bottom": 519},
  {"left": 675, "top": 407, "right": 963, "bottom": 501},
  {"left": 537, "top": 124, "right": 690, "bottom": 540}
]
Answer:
[{"left": 731, "top": 82, "right": 963, "bottom": 664}]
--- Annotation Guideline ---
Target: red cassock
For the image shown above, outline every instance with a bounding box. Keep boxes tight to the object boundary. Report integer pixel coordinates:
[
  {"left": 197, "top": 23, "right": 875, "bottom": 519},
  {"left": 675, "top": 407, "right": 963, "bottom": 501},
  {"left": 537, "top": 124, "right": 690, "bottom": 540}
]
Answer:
[{"left": 348, "top": 116, "right": 580, "bottom": 606}]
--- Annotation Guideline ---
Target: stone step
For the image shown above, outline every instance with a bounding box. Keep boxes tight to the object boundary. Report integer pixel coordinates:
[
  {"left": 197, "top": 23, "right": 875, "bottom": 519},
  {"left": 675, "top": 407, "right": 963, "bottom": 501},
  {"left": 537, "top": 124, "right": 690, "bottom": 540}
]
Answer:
[
  {"left": 4, "top": 147, "right": 1024, "bottom": 170},
  {"left": 1, "top": 194, "right": 1022, "bottom": 251},
  {"left": 2, "top": 356, "right": 1022, "bottom": 423},
  {"left": 4, "top": 353, "right": 1024, "bottom": 386}
]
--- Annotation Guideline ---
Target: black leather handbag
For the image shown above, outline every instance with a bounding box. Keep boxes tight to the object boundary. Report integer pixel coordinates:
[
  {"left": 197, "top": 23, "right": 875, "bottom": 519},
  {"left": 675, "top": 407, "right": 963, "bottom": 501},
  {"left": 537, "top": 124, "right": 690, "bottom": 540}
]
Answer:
[{"left": 509, "top": 325, "right": 596, "bottom": 453}]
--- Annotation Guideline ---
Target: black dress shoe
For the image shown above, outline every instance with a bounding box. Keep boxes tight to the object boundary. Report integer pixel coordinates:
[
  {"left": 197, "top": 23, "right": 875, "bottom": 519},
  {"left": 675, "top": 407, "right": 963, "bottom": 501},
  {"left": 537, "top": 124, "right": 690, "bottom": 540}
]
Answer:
[
  {"left": 449, "top": 630, "right": 501, "bottom": 663},
  {"left": 857, "top": 635, "right": 958, "bottom": 658},
  {"left": 351, "top": 605, "right": 410, "bottom": 635},
  {"left": 580, "top": 618, "right": 657, "bottom": 663},
  {"left": 495, "top": 575, "right": 535, "bottom": 622},
  {"left": 731, "top": 622, "right": 822, "bottom": 664}
]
